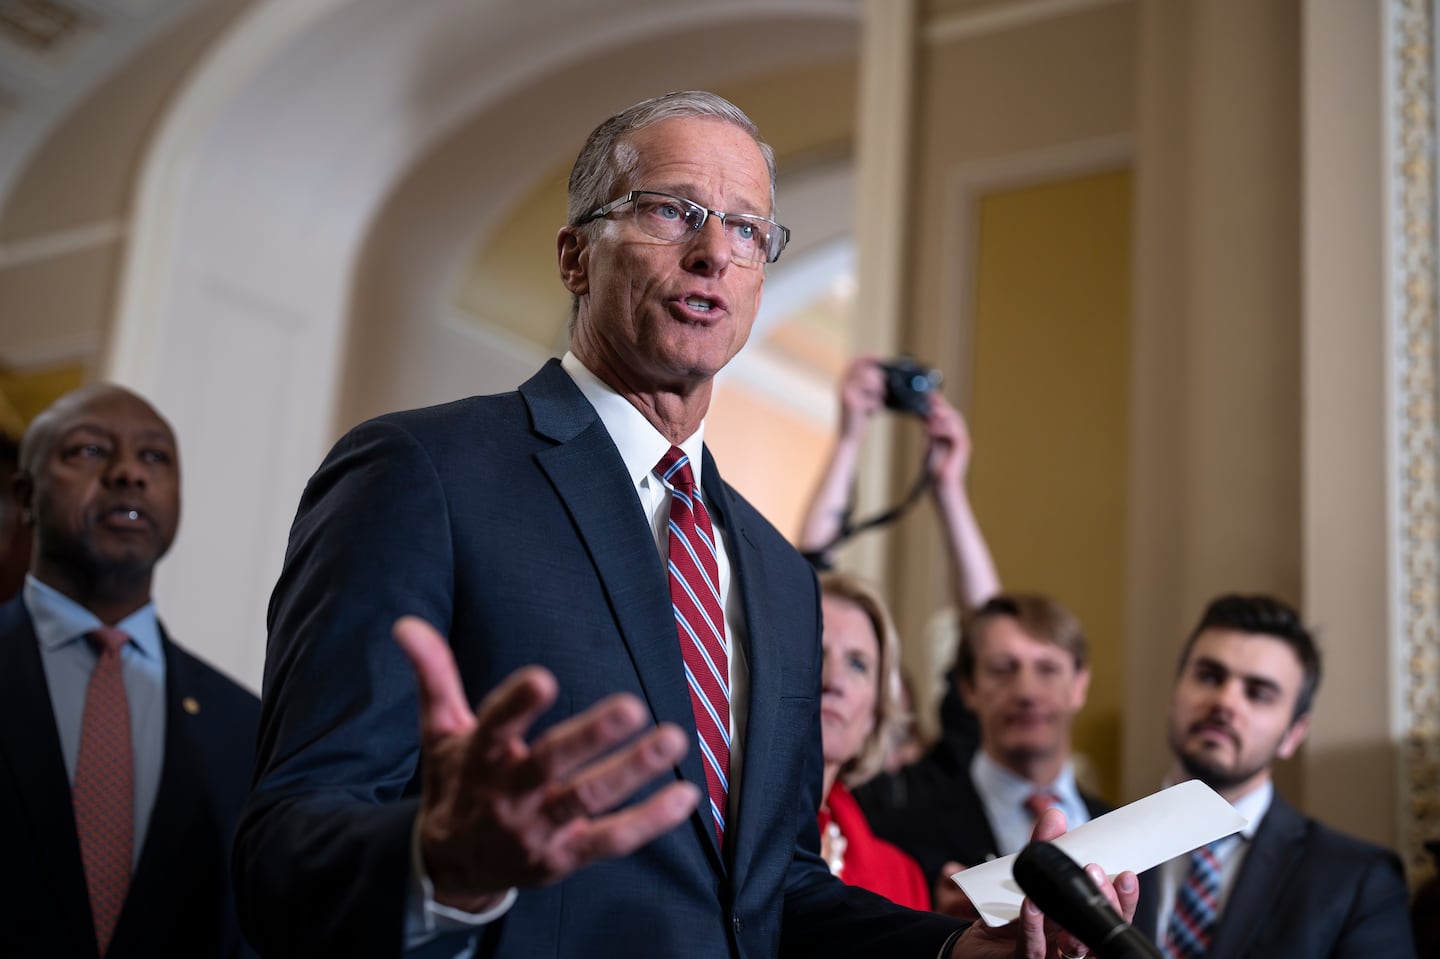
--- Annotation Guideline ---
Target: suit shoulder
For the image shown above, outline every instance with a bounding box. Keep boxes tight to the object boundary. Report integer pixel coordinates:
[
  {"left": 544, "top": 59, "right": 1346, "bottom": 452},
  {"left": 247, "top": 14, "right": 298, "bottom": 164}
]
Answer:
[
  {"left": 164, "top": 639, "right": 261, "bottom": 720},
  {"left": 357, "top": 393, "right": 526, "bottom": 447},
  {"left": 1299, "top": 815, "right": 1406, "bottom": 872}
]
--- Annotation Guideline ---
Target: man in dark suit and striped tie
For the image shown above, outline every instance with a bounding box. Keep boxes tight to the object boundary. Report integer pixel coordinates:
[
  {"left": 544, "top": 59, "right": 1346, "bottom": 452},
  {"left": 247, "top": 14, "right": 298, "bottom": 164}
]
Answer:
[
  {"left": 1136, "top": 594, "right": 1414, "bottom": 958},
  {"left": 234, "top": 90, "right": 1139, "bottom": 959}
]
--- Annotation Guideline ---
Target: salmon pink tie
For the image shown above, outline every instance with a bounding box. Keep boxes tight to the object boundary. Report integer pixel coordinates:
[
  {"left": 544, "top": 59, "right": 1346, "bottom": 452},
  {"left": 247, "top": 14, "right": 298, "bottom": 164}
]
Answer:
[
  {"left": 655, "top": 446, "right": 730, "bottom": 845},
  {"left": 1024, "top": 791, "right": 1061, "bottom": 821},
  {"left": 73, "top": 627, "right": 134, "bottom": 956}
]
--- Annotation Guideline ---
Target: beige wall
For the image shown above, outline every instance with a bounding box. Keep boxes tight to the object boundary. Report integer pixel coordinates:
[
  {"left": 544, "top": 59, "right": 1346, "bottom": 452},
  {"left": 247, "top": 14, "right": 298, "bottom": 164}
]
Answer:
[
  {"left": 885, "top": 0, "right": 1364, "bottom": 826},
  {"left": 1124, "top": 0, "right": 1305, "bottom": 803},
  {"left": 967, "top": 170, "right": 1132, "bottom": 801},
  {"left": 0, "top": 0, "right": 253, "bottom": 371},
  {"left": 889, "top": 0, "right": 1139, "bottom": 795}
]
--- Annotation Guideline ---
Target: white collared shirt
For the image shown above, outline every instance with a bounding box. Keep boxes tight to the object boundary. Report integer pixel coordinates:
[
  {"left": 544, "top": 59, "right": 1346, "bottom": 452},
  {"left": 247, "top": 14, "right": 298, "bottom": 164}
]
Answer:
[
  {"left": 970, "top": 749, "right": 1093, "bottom": 857},
  {"left": 560, "top": 350, "right": 751, "bottom": 811},
  {"left": 1149, "top": 778, "right": 1270, "bottom": 943}
]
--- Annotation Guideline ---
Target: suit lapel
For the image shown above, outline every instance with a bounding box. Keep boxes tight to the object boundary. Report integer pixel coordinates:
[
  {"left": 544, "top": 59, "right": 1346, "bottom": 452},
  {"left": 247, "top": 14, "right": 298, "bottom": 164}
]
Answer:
[
  {"left": 1209, "top": 794, "right": 1307, "bottom": 957},
  {"left": 703, "top": 454, "right": 776, "bottom": 880},
  {"left": 0, "top": 600, "right": 96, "bottom": 945},
  {"left": 521, "top": 363, "right": 723, "bottom": 862}
]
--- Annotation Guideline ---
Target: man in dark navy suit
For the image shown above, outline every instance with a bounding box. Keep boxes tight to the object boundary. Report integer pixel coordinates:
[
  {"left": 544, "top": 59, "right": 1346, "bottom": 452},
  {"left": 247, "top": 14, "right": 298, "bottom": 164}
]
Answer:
[
  {"left": 1136, "top": 594, "right": 1414, "bottom": 958},
  {"left": 0, "top": 384, "right": 258, "bottom": 958},
  {"left": 235, "top": 91, "right": 1135, "bottom": 959}
]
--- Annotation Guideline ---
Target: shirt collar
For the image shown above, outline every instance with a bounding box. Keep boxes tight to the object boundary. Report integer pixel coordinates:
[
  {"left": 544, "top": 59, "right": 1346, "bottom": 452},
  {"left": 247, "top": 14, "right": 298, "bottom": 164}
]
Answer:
[
  {"left": 1228, "top": 777, "right": 1273, "bottom": 840},
  {"left": 971, "top": 747, "right": 1082, "bottom": 808},
  {"left": 23, "top": 573, "right": 164, "bottom": 660},
  {"left": 1159, "top": 775, "right": 1273, "bottom": 843},
  {"left": 561, "top": 351, "right": 706, "bottom": 491}
]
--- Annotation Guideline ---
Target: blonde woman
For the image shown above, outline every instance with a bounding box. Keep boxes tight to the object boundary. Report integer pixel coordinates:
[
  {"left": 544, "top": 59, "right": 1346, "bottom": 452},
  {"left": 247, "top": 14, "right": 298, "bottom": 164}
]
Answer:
[{"left": 817, "top": 573, "right": 929, "bottom": 909}]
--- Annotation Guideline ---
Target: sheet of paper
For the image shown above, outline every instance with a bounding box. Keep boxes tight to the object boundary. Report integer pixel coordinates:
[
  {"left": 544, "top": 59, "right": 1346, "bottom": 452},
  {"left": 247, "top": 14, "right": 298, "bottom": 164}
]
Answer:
[{"left": 951, "top": 780, "right": 1247, "bottom": 926}]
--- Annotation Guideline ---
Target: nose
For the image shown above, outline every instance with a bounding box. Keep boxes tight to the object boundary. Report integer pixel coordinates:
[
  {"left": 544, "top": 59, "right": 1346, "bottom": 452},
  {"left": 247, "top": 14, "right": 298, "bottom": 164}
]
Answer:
[
  {"left": 820, "top": 648, "right": 844, "bottom": 695},
  {"left": 1201, "top": 677, "right": 1242, "bottom": 719},
  {"left": 681, "top": 215, "right": 733, "bottom": 275},
  {"left": 103, "top": 450, "right": 148, "bottom": 489},
  {"left": 1012, "top": 664, "right": 1041, "bottom": 701}
]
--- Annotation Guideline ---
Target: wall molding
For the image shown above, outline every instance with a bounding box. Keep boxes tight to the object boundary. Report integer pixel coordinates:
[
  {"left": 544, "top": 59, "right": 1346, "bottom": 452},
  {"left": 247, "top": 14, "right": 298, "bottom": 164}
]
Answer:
[
  {"left": 0, "top": 218, "right": 123, "bottom": 270},
  {"left": 924, "top": 0, "right": 1125, "bottom": 45},
  {"left": 1390, "top": 0, "right": 1440, "bottom": 880},
  {"left": 941, "top": 134, "right": 1133, "bottom": 409}
]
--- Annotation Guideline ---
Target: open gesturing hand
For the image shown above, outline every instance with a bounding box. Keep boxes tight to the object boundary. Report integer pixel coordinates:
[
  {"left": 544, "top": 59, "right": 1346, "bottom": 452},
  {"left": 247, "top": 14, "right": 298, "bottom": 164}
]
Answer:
[{"left": 393, "top": 616, "right": 700, "bottom": 911}]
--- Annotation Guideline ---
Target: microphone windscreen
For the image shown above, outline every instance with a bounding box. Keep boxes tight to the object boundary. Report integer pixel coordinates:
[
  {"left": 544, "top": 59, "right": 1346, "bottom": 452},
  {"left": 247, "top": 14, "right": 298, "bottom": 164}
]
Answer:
[{"left": 1013, "top": 841, "right": 1125, "bottom": 945}]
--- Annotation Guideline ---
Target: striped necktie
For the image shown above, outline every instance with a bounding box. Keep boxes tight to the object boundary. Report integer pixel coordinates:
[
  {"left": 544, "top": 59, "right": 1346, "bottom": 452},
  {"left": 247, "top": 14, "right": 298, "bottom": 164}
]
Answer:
[
  {"left": 1164, "top": 838, "right": 1229, "bottom": 959},
  {"left": 655, "top": 446, "right": 730, "bottom": 844},
  {"left": 73, "top": 627, "right": 134, "bottom": 956}
]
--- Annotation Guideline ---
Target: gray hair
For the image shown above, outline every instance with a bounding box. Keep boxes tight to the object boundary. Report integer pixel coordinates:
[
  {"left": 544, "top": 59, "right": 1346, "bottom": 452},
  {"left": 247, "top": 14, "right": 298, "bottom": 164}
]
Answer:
[{"left": 566, "top": 90, "right": 777, "bottom": 229}]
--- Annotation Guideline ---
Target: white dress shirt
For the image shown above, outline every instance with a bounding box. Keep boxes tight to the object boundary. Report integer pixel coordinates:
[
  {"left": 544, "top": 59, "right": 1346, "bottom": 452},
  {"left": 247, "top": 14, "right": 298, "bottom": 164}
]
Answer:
[
  {"left": 970, "top": 749, "right": 1093, "bottom": 857},
  {"left": 1149, "top": 778, "right": 1270, "bottom": 943}
]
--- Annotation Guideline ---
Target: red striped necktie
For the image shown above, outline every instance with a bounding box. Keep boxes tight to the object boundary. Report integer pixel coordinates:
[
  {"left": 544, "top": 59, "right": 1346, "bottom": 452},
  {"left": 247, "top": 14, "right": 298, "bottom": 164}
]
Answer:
[
  {"left": 655, "top": 446, "right": 730, "bottom": 844},
  {"left": 73, "top": 626, "right": 134, "bottom": 956},
  {"left": 1165, "top": 839, "right": 1227, "bottom": 958}
]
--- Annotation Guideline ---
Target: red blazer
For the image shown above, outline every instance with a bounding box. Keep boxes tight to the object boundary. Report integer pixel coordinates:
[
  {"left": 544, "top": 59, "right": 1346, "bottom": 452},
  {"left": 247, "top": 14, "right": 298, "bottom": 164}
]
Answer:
[{"left": 820, "top": 783, "right": 930, "bottom": 911}]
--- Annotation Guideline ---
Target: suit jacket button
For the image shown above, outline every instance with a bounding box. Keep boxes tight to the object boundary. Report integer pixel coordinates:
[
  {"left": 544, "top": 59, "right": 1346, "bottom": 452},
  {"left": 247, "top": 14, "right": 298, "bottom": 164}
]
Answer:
[{"left": 733, "top": 915, "right": 744, "bottom": 934}]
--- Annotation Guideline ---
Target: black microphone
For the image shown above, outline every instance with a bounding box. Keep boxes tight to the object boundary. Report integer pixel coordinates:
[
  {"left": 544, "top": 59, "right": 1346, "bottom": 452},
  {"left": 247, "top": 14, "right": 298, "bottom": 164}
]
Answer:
[{"left": 1012, "top": 840, "right": 1162, "bottom": 959}]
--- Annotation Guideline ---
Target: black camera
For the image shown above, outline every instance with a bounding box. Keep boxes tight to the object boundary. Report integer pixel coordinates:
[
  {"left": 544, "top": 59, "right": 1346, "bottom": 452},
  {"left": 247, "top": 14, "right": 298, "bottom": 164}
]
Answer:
[{"left": 879, "top": 357, "right": 942, "bottom": 416}]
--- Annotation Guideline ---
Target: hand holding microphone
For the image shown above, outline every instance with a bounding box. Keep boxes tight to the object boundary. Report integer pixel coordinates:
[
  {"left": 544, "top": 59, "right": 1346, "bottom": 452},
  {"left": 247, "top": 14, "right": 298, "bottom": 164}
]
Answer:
[{"left": 1012, "top": 841, "right": 1161, "bottom": 959}]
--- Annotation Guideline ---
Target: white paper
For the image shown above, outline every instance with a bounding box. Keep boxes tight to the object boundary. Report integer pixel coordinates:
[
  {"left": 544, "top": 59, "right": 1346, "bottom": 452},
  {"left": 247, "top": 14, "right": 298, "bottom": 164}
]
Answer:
[{"left": 951, "top": 780, "right": 1247, "bottom": 926}]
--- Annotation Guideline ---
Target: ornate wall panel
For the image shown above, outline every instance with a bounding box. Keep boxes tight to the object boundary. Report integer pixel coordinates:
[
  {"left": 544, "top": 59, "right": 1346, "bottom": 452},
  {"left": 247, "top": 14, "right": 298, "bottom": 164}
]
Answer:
[{"left": 1393, "top": 0, "right": 1440, "bottom": 881}]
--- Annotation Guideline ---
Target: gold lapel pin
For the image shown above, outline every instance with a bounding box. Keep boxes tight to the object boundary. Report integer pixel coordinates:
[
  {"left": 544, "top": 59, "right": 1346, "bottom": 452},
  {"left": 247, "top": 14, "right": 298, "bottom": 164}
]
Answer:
[{"left": 182, "top": 696, "right": 201, "bottom": 715}]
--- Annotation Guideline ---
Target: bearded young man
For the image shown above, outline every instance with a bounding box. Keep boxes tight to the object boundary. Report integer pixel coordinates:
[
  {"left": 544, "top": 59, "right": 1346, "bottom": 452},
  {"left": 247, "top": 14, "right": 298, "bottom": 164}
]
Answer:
[{"left": 1137, "top": 594, "right": 1414, "bottom": 959}]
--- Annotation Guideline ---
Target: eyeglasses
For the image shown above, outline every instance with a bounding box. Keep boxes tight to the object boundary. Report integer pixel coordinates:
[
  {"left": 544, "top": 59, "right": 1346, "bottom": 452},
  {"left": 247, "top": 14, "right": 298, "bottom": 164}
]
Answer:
[{"left": 576, "top": 190, "right": 790, "bottom": 265}]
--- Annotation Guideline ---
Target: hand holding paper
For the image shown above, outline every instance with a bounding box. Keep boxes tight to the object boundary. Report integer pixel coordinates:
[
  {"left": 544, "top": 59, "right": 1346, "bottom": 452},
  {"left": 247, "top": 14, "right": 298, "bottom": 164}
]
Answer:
[{"left": 952, "top": 780, "right": 1247, "bottom": 927}]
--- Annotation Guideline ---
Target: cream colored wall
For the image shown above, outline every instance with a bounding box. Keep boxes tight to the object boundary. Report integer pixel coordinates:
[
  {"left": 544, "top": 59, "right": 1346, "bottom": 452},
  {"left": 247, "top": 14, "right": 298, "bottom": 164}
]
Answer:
[
  {"left": 890, "top": 0, "right": 1138, "bottom": 786},
  {"left": 1124, "top": 0, "right": 1306, "bottom": 804},
  {"left": 0, "top": 0, "right": 253, "bottom": 371},
  {"left": 967, "top": 170, "right": 1132, "bottom": 802},
  {"left": 1301, "top": 0, "right": 1403, "bottom": 858}
]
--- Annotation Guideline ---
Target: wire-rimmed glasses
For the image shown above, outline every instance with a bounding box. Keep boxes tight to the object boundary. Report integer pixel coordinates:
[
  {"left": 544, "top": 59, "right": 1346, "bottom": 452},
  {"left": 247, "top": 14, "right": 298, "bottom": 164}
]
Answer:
[{"left": 576, "top": 190, "right": 790, "bottom": 266}]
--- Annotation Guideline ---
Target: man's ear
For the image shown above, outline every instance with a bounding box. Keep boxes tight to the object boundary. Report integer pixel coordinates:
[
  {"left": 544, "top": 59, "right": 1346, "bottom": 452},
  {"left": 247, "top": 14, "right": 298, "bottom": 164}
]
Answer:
[
  {"left": 1069, "top": 667, "right": 1092, "bottom": 711},
  {"left": 557, "top": 226, "right": 589, "bottom": 296},
  {"left": 958, "top": 675, "right": 978, "bottom": 712},
  {"left": 12, "top": 471, "right": 33, "bottom": 527},
  {"left": 1276, "top": 713, "right": 1311, "bottom": 760}
]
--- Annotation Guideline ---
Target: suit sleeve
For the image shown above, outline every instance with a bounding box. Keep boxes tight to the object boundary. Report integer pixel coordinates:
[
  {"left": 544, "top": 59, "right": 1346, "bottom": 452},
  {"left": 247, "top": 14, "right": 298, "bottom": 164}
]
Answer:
[
  {"left": 233, "top": 419, "right": 462, "bottom": 958},
  {"left": 1331, "top": 848, "right": 1417, "bottom": 959}
]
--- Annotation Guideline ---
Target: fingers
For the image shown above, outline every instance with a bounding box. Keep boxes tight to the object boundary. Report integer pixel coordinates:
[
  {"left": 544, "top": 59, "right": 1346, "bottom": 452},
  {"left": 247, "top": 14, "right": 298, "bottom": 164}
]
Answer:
[
  {"left": 537, "top": 721, "right": 690, "bottom": 825},
  {"left": 393, "top": 616, "right": 477, "bottom": 742},
  {"left": 1020, "top": 898, "right": 1048, "bottom": 959},
  {"left": 568, "top": 780, "right": 701, "bottom": 864},
  {"left": 529, "top": 693, "right": 653, "bottom": 782},
  {"left": 1030, "top": 806, "right": 1069, "bottom": 844},
  {"left": 932, "top": 862, "right": 979, "bottom": 919},
  {"left": 1114, "top": 870, "right": 1139, "bottom": 924}
]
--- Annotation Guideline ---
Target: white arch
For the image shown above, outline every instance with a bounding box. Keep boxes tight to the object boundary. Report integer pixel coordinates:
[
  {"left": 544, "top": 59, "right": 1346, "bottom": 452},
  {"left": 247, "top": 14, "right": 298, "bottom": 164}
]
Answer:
[{"left": 107, "top": 0, "right": 861, "bottom": 687}]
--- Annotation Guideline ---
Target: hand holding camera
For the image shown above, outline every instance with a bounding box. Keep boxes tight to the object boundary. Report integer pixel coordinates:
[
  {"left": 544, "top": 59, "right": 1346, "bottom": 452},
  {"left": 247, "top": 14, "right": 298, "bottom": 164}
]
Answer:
[{"left": 878, "top": 357, "right": 943, "bottom": 417}]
